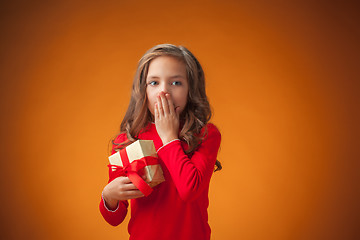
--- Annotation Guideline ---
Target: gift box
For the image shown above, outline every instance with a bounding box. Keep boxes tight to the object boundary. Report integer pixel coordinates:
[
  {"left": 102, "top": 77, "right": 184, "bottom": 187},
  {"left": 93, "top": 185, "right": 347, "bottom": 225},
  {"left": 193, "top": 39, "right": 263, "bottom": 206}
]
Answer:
[{"left": 108, "top": 140, "right": 165, "bottom": 196}]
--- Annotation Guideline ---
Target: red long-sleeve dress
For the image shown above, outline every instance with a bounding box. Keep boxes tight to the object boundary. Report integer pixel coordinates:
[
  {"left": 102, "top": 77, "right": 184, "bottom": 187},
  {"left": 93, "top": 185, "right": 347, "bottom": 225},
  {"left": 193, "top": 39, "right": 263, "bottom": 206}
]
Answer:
[{"left": 99, "top": 122, "right": 221, "bottom": 240}]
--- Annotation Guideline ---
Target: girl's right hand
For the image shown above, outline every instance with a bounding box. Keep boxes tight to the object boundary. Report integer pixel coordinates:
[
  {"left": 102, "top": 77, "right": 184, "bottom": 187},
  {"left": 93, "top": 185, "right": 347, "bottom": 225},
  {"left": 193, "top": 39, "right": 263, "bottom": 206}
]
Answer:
[{"left": 102, "top": 176, "right": 145, "bottom": 209}]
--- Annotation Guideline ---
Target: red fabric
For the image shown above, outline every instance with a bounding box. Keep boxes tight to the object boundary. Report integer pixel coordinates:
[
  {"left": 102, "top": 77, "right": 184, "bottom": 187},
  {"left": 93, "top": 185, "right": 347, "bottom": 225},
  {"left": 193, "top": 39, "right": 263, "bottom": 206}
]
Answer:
[{"left": 99, "top": 123, "right": 221, "bottom": 240}]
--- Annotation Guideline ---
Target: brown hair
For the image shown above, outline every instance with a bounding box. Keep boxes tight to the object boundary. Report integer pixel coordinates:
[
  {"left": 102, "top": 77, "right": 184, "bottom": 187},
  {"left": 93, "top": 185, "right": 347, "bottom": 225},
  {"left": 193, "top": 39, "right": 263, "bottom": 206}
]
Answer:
[{"left": 112, "top": 44, "right": 222, "bottom": 172}]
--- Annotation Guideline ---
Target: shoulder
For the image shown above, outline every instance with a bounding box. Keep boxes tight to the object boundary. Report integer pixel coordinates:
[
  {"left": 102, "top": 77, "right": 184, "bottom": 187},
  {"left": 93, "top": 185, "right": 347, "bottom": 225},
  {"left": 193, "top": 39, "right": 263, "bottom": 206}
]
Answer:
[
  {"left": 192, "top": 123, "right": 221, "bottom": 156},
  {"left": 204, "top": 123, "right": 221, "bottom": 139},
  {"left": 113, "top": 132, "right": 128, "bottom": 145},
  {"left": 200, "top": 123, "right": 221, "bottom": 147}
]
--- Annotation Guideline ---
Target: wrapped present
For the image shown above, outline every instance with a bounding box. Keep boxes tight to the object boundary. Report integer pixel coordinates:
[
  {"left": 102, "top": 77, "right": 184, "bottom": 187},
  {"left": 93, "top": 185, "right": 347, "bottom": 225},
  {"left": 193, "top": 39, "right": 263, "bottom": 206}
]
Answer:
[{"left": 108, "top": 140, "right": 165, "bottom": 196}]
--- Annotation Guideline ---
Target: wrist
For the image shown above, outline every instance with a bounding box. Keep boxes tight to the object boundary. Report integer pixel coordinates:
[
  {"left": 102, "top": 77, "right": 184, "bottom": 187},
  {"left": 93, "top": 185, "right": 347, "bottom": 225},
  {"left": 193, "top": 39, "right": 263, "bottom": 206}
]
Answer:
[
  {"left": 161, "top": 135, "right": 178, "bottom": 145},
  {"left": 102, "top": 190, "right": 119, "bottom": 210}
]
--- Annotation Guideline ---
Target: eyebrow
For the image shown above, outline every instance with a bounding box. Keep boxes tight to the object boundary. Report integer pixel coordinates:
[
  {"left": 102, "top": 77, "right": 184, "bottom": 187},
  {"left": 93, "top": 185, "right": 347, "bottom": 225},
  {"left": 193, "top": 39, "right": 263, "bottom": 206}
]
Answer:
[{"left": 147, "top": 75, "right": 186, "bottom": 79}]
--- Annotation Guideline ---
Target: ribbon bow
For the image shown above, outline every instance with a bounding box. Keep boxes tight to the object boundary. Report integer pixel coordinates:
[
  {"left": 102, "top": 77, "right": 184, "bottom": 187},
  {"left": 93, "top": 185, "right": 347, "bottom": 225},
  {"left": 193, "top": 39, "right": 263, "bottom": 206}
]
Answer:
[{"left": 108, "top": 147, "right": 159, "bottom": 197}]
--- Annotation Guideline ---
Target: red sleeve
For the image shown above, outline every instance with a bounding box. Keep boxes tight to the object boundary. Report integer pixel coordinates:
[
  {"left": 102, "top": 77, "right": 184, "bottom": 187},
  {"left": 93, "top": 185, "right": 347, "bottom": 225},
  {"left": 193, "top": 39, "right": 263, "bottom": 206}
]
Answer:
[
  {"left": 99, "top": 133, "right": 129, "bottom": 226},
  {"left": 157, "top": 123, "right": 221, "bottom": 202}
]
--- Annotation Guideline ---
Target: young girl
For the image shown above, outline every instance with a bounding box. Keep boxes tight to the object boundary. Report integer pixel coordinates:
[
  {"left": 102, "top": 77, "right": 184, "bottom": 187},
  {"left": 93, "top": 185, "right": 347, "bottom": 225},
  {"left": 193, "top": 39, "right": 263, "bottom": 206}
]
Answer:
[{"left": 100, "top": 44, "right": 222, "bottom": 240}]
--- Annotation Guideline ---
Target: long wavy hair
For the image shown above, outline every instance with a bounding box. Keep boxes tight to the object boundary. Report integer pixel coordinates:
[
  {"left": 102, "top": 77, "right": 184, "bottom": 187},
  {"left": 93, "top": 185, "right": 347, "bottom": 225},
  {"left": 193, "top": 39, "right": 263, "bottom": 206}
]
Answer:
[{"left": 112, "top": 44, "right": 222, "bottom": 172}]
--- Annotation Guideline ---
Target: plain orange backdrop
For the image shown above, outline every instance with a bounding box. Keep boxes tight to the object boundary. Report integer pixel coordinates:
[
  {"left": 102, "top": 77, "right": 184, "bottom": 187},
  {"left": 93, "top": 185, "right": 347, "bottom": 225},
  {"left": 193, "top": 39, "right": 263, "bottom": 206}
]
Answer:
[{"left": 0, "top": 0, "right": 359, "bottom": 239}]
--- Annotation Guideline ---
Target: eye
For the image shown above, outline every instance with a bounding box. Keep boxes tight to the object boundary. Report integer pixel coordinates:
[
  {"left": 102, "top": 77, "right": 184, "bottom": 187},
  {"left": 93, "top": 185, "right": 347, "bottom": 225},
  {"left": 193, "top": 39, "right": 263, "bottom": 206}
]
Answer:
[
  {"left": 171, "top": 81, "right": 182, "bottom": 86},
  {"left": 148, "top": 81, "right": 158, "bottom": 86}
]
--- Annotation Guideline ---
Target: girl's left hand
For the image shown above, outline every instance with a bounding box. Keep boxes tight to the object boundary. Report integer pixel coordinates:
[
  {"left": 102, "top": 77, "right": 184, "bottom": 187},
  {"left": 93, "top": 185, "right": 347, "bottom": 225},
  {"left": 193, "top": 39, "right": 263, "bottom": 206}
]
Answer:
[{"left": 154, "top": 91, "right": 180, "bottom": 145}]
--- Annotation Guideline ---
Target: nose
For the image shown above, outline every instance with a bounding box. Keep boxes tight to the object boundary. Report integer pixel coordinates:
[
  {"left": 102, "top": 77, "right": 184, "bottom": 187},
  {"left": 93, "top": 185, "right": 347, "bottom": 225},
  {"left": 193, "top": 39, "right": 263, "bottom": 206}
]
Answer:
[{"left": 159, "top": 82, "right": 170, "bottom": 94}]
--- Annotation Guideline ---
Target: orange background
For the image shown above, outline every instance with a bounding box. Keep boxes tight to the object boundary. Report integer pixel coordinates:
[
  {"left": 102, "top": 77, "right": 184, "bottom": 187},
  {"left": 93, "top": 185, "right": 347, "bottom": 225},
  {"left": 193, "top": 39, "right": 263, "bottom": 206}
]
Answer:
[{"left": 0, "top": 0, "right": 359, "bottom": 239}]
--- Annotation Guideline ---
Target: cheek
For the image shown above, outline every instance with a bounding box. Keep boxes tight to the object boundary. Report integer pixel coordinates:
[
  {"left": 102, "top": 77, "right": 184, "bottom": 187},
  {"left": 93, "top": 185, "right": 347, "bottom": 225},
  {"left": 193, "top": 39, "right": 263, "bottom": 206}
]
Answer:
[
  {"left": 147, "top": 92, "right": 156, "bottom": 104},
  {"left": 173, "top": 91, "right": 188, "bottom": 111},
  {"left": 146, "top": 90, "right": 156, "bottom": 114},
  {"left": 180, "top": 89, "right": 189, "bottom": 105}
]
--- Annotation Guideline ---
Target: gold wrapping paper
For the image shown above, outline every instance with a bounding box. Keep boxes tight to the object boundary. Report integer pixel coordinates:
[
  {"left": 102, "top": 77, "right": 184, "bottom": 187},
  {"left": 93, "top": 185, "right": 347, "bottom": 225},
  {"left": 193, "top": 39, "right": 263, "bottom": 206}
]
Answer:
[{"left": 108, "top": 140, "right": 165, "bottom": 188}]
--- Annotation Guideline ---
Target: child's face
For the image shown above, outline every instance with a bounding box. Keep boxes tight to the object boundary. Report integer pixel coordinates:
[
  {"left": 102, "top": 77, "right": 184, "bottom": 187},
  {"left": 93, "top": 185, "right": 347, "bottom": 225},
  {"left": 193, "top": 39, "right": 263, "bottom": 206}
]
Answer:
[{"left": 146, "top": 56, "right": 189, "bottom": 117}]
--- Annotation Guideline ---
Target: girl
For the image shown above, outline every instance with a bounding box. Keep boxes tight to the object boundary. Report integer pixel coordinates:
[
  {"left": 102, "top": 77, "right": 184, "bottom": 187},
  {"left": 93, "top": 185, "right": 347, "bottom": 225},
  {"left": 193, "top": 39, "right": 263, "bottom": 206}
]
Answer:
[{"left": 100, "top": 44, "right": 222, "bottom": 240}]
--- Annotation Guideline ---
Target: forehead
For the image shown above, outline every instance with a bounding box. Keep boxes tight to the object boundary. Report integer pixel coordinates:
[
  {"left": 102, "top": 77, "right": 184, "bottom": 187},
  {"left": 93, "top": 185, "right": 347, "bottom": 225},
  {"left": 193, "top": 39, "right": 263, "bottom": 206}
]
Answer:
[{"left": 147, "top": 56, "right": 187, "bottom": 77}]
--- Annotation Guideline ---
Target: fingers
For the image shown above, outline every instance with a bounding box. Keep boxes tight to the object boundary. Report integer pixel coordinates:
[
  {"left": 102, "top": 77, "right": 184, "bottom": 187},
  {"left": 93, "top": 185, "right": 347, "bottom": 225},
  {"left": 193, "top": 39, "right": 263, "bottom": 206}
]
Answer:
[
  {"left": 116, "top": 176, "right": 132, "bottom": 184},
  {"left": 117, "top": 177, "right": 141, "bottom": 190},
  {"left": 156, "top": 92, "right": 175, "bottom": 116},
  {"left": 125, "top": 190, "right": 145, "bottom": 199},
  {"left": 156, "top": 94, "right": 166, "bottom": 116},
  {"left": 154, "top": 102, "right": 160, "bottom": 120},
  {"left": 166, "top": 93, "right": 176, "bottom": 115},
  {"left": 113, "top": 177, "right": 145, "bottom": 199},
  {"left": 160, "top": 92, "right": 170, "bottom": 114},
  {"left": 120, "top": 180, "right": 145, "bottom": 199},
  {"left": 123, "top": 182, "right": 141, "bottom": 191}
]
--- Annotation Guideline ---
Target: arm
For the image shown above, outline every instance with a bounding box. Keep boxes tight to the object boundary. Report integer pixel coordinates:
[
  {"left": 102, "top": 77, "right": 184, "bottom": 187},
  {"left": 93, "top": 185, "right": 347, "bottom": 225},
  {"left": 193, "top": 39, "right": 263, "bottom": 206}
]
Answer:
[
  {"left": 99, "top": 166, "right": 132, "bottom": 226},
  {"left": 99, "top": 134, "right": 144, "bottom": 226},
  {"left": 99, "top": 193, "right": 129, "bottom": 226},
  {"left": 157, "top": 124, "right": 221, "bottom": 201},
  {"left": 154, "top": 91, "right": 221, "bottom": 201}
]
